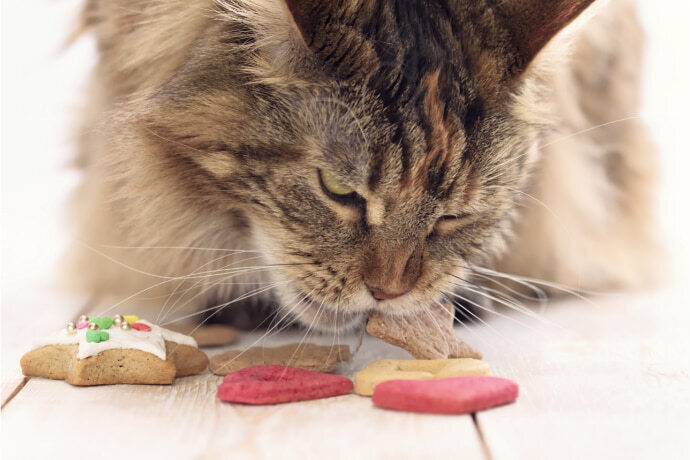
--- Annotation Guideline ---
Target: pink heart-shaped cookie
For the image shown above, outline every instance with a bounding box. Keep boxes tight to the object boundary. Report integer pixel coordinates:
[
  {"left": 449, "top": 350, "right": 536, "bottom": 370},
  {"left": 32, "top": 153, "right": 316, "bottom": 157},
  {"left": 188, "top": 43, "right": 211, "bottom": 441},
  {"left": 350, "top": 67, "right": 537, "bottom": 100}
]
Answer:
[
  {"left": 217, "top": 365, "right": 353, "bottom": 405},
  {"left": 372, "top": 376, "right": 518, "bottom": 414}
]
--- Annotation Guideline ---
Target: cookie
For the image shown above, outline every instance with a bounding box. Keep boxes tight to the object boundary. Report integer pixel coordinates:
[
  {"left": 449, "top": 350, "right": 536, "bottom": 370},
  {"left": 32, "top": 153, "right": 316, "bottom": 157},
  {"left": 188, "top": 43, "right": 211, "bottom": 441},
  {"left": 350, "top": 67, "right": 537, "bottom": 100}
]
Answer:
[
  {"left": 167, "top": 323, "right": 239, "bottom": 347},
  {"left": 217, "top": 365, "right": 353, "bottom": 405},
  {"left": 372, "top": 376, "right": 519, "bottom": 414},
  {"left": 209, "top": 343, "right": 350, "bottom": 376},
  {"left": 21, "top": 316, "right": 208, "bottom": 385},
  {"left": 366, "top": 300, "right": 482, "bottom": 360},
  {"left": 353, "top": 358, "right": 491, "bottom": 396}
]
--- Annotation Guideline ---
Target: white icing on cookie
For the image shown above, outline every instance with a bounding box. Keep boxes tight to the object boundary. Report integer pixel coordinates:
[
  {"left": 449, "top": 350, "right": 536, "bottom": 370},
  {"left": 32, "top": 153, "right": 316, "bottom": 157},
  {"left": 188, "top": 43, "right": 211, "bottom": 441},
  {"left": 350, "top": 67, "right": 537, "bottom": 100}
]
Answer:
[{"left": 31, "top": 319, "right": 198, "bottom": 360}]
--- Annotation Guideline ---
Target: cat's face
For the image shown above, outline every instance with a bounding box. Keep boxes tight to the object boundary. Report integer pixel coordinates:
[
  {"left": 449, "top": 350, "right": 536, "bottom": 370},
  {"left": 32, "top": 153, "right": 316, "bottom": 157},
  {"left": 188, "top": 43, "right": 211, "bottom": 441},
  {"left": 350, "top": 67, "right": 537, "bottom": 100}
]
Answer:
[{"left": 126, "top": 0, "right": 593, "bottom": 330}]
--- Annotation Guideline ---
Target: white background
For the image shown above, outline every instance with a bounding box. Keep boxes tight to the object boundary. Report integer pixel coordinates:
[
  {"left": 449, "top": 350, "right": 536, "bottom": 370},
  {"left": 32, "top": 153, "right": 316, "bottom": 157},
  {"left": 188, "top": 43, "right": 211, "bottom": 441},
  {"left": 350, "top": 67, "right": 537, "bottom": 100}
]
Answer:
[{"left": 2, "top": 0, "right": 689, "bottom": 302}]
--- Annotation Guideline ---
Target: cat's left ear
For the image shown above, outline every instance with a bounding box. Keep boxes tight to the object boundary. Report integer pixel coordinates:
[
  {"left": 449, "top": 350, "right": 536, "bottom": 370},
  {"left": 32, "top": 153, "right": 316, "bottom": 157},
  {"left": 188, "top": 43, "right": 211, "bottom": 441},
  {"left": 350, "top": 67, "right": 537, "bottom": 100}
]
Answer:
[
  {"left": 283, "top": 0, "right": 322, "bottom": 47},
  {"left": 496, "top": 0, "right": 596, "bottom": 77}
]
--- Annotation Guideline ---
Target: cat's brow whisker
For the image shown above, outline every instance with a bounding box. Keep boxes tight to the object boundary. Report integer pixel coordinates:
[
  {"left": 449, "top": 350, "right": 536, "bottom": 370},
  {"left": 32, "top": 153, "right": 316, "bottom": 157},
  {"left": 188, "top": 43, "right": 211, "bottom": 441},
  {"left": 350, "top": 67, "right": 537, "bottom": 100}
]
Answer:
[
  {"left": 505, "top": 187, "right": 578, "bottom": 251},
  {"left": 484, "top": 115, "right": 641, "bottom": 182},
  {"left": 307, "top": 97, "right": 370, "bottom": 154},
  {"left": 539, "top": 116, "right": 640, "bottom": 150}
]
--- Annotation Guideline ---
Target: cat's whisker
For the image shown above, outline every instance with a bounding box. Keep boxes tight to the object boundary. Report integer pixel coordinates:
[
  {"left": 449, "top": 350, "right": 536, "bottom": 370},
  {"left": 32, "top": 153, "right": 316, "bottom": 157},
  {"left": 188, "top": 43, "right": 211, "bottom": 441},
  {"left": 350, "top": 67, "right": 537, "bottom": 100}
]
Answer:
[
  {"left": 471, "top": 271, "right": 548, "bottom": 305},
  {"left": 418, "top": 302, "right": 450, "bottom": 345},
  {"left": 251, "top": 290, "right": 310, "bottom": 343},
  {"left": 437, "top": 296, "right": 508, "bottom": 345},
  {"left": 436, "top": 297, "right": 493, "bottom": 349},
  {"left": 157, "top": 253, "right": 266, "bottom": 323},
  {"left": 160, "top": 271, "right": 268, "bottom": 324},
  {"left": 211, "top": 289, "right": 316, "bottom": 374},
  {"left": 95, "top": 243, "right": 266, "bottom": 253},
  {"left": 283, "top": 296, "right": 328, "bottom": 373},
  {"left": 160, "top": 280, "right": 291, "bottom": 325},
  {"left": 94, "top": 265, "right": 275, "bottom": 317},
  {"left": 448, "top": 271, "right": 548, "bottom": 315},
  {"left": 481, "top": 283, "right": 549, "bottom": 316},
  {"left": 444, "top": 289, "right": 547, "bottom": 335},
  {"left": 451, "top": 282, "right": 574, "bottom": 335},
  {"left": 471, "top": 265, "right": 614, "bottom": 306},
  {"left": 171, "top": 280, "right": 294, "bottom": 335},
  {"left": 157, "top": 254, "right": 270, "bottom": 323}
]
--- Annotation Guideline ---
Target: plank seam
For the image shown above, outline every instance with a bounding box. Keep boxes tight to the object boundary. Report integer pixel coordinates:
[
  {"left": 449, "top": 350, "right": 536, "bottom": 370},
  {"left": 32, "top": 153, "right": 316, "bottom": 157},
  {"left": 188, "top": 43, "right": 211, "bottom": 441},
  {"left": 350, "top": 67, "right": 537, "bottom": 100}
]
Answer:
[
  {"left": 472, "top": 413, "right": 494, "bottom": 460},
  {"left": 1, "top": 377, "right": 30, "bottom": 410}
]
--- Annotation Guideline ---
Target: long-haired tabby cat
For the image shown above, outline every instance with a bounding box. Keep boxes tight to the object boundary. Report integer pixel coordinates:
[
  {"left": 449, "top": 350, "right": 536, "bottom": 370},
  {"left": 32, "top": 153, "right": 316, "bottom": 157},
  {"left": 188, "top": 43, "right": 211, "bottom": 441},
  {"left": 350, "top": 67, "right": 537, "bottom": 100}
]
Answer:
[{"left": 65, "top": 0, "right": 658, "bottom": 331}]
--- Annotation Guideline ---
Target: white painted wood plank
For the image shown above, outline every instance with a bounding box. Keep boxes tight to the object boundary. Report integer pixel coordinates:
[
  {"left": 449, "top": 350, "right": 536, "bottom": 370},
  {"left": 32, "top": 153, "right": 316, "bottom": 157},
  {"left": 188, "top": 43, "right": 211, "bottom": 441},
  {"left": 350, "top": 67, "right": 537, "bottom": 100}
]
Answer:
[
  {"left": 2, "top": 290, "right": 87, "bottom": 405},
  {"left": 472, "top": 290, "right": 690, "bottom": 460},
  {"left": 2, "top": 329, "right": 485, "bottom": 459}
]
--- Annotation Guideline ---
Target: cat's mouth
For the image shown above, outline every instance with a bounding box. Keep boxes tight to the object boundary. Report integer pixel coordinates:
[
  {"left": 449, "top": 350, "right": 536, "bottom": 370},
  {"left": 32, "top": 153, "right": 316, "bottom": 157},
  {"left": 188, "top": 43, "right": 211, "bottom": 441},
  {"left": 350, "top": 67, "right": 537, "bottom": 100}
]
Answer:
[{"left": 293, "top": 295, "right": 364, "bottom": 331}]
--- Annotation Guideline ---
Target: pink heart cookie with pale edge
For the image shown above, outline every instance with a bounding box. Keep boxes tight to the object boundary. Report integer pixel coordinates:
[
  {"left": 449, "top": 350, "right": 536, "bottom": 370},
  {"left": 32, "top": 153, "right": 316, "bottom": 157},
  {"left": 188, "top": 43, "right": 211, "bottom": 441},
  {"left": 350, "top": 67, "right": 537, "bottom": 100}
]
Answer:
[
  {"left": 217, "top": 365, "right": 353, "bottom": 405},
  {"left": 372, "top": 376, "right": 518, "bottom": 414}
]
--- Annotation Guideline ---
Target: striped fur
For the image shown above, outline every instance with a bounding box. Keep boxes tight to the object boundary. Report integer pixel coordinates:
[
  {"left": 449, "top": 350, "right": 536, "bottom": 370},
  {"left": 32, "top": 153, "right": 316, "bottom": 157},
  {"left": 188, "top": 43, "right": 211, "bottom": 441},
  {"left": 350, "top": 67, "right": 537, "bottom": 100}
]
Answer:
[{"left": 64, "top": 0, "right": 658, "bottom": 330}]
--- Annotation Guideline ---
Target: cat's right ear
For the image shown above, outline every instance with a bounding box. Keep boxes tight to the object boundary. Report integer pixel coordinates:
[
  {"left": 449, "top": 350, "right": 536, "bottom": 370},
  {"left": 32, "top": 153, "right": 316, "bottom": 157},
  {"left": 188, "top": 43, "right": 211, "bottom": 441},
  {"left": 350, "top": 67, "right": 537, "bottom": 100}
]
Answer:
[{"left": 492, "top": 0, "right": 597, "bottom": 78}]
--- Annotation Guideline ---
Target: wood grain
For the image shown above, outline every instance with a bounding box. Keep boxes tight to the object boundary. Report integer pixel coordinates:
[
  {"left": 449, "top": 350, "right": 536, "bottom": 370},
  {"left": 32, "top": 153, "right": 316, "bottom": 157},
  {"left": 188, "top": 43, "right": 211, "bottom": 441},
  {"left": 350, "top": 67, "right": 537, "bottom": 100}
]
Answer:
[
  {"left": 471, "top": 291, "right": 690, "bottom": 460},
  {"left": 2, "top": 289, "right": 688, "bottom": 459},
  {"left": 2, "top": 332, "right": 485, "bottom": 459}
]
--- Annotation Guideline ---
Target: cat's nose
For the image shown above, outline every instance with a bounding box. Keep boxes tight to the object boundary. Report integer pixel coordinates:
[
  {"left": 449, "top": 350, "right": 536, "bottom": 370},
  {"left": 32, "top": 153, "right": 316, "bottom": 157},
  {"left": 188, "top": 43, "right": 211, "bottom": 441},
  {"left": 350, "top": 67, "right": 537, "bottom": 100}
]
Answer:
[
  {"left": 367, "top": 286, "right": 408, "bottom": 300},
  {"left": 362, "top": 239, "right": 424, "bottom": 301}
]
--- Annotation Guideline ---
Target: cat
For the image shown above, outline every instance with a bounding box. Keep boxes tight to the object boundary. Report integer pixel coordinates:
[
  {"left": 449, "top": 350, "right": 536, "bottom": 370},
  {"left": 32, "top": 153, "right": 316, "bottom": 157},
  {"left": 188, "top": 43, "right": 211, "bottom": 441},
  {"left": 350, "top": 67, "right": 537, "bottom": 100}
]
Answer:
[{"left": 64, "top": 0, "right": 658, "bottom": 331}]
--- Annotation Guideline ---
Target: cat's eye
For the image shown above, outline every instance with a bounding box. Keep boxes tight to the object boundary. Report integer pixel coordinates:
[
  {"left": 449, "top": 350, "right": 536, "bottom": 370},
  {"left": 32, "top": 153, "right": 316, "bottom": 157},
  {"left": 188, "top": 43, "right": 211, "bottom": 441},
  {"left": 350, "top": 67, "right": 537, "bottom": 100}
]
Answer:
[
  {"left": 318, "top": 169, "right": 366, "bottom": 209},
  {"left": 433, "top": 213, "right": 476, "bottom": 235},
  {"left": 319, "top": 169, "right": 354, "bottom": 195}
]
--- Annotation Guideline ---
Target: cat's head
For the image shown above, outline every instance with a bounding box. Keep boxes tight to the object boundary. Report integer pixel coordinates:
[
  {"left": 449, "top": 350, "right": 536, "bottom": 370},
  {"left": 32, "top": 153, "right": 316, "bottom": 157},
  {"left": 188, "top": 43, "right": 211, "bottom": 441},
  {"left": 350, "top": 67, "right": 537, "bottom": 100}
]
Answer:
[{"left": 101, "top": 0, "right": 595, "bottom": 330}]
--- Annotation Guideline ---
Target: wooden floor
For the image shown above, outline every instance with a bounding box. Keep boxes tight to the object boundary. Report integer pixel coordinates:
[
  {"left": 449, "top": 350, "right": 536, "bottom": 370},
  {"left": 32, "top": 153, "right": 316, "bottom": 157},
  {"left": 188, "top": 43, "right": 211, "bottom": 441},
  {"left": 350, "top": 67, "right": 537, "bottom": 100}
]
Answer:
[{"left": 2, "top": 287, "right": 689, "bottom": 460}]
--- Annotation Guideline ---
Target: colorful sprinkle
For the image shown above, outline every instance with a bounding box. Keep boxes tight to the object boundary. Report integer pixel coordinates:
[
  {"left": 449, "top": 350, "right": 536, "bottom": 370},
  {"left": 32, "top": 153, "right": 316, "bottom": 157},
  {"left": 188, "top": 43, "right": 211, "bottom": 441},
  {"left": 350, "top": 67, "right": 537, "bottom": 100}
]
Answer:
[
  {"left": 131, "top": 323, "right": 152, "bottom": 332},
  {"left": 86, "top": 330, "right": 109, "bottom": 343},
  {"left": 77, "top": 321, "right": 89, "bottom": 330},
  {"left": 90, "top": 317, "right": 113, "bottom": 330},
  {"left": 123, "top": 315, "right": 139, "bottom": 324}
]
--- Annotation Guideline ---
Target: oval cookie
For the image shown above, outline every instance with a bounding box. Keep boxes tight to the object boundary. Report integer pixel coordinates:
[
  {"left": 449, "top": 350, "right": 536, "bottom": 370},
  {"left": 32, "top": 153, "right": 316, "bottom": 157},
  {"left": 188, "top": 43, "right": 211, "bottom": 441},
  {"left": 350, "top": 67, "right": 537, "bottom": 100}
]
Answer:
[
  {"left": 217, "top": 365, "right": 353, "bottom": 405},
  {"left": 210, "top": 343, "right": 350, "bottom": 376},
  {"left": 167, "top": 324, "right": 239, "bottom": 347},
  {"left": 372, "top": 376, "right": 519, "bottom": 414}
]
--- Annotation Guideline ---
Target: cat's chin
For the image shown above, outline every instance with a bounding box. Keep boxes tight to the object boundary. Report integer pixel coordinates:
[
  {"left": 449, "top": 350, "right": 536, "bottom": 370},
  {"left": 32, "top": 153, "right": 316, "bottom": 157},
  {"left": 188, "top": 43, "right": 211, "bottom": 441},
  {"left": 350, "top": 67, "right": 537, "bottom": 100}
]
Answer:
[{"left": 291, "top": 296, "right": 364, "bottom": 332}]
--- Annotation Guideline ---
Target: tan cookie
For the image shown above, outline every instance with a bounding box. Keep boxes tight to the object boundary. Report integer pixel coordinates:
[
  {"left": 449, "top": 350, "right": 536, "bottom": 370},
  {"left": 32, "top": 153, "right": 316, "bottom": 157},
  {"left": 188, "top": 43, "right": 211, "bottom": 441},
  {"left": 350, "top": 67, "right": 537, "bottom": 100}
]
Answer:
[
  {"left": 354, "top": 358, "right": 491, "bottom": 396},
  {"left": 167, "top": 323, "right": 239, "bottom": 347},
  {"left": 20, "top": 317, "right": 208, "bottom": 386},
  {"left": 210, "top": 343, "right": 350, "bottom": 375},
  {"left": 366, "top": 300, "right": 482, "bottom": 360}
]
